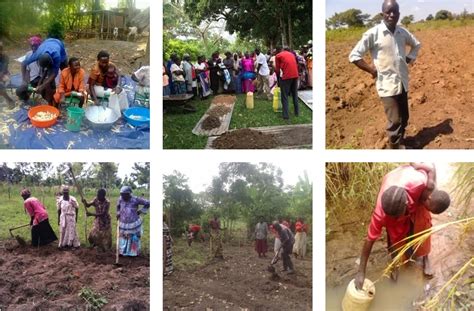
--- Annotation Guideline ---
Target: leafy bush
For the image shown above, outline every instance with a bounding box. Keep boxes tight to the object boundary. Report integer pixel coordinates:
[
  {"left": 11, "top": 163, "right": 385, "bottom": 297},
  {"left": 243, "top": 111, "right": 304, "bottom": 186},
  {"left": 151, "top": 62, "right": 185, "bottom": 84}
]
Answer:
[
  {"left": 46, "top": 21, "right": 65, "bottom": 40},
  {"left": 78, "top": 287, "right": 108, "bottom": 310}
]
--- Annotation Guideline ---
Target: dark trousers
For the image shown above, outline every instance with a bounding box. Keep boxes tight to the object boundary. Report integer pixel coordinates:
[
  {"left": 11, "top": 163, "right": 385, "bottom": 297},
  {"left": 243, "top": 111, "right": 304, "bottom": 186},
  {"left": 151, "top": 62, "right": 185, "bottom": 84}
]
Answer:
[
  {"left": 280, "top": 78, "right": 299, "bottom": 119},
  {"left": 381, "top": 88, "right": 409, "bottom": 145},
  {"left": 282, "top": 244, "right": 294, "bottom": 271}
]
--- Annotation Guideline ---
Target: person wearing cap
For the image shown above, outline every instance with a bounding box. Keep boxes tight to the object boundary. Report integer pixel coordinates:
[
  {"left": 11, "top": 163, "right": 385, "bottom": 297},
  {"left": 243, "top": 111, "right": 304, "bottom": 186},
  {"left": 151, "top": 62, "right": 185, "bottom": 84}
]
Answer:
[
  {"left": 355, "top": 163, "right": 451, "bottom": 290},
  {"left": 57, "top": 186, "right": 81, "bottom": 249},
  {"left": 21, "top": 189, "right": 57, "bottom": 246},
  {"left": 0, "top": 40, "right": 15, "bottom": 108},
  {"left": 117, "top": 186, "right": 150, "bottom": 256},
  {"left": 18, "top": 38, "right": 67, "bottom": 103}
]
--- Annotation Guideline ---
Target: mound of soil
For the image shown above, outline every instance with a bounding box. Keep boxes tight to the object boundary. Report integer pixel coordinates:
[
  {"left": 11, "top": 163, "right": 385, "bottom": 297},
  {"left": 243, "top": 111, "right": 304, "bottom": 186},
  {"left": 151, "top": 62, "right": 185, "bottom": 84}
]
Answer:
[
  {"left": 211, "top": 95, "right": 236, "bottom": 106},
  {"left": 326, "top": 26, "right": 474, "bottom": 149},
  {"left": 212, "top": 128, "right": 278, "bottom": 149},
  {"left": 208, "top": 105, "right": 231, "bottom": 118},
  {"left": 201, "top": 115, "right": 222, "bottom": 130},
  {"left": 164, "top": 244, "right": 312, "bottom": 310},
  {"left": 0, "top": 243, "right": 149, "bottom": 310}
]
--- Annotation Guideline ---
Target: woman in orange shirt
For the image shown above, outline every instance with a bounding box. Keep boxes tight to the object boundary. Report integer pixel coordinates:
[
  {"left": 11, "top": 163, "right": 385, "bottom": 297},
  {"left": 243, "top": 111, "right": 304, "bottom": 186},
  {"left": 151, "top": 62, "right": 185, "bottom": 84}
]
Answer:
[{"left": 53, "top": 57, "right": 86, "bottom": 107}]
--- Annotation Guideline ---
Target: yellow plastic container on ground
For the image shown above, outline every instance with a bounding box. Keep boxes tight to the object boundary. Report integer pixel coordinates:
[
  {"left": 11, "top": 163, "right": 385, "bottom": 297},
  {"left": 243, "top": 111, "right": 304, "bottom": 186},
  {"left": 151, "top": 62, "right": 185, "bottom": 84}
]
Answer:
[
  {"left": 273, "top": 87, "right": 281, "bottom": 112},
  {"left": 342, "top": 278, "right": 375, "bottom": 311},
  {"left": 246, "top": 92, "right": 254, "bottom": 109}
]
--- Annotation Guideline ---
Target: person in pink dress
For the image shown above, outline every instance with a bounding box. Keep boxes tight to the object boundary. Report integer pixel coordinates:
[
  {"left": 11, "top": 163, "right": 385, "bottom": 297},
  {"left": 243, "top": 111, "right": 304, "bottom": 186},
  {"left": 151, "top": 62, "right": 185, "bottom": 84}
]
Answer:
[
  {"left": 21, "top": 188, "right": 57, "bottom": 246},
  {"left": 241, "top": 52, "right": 255, "bottom": 93}
]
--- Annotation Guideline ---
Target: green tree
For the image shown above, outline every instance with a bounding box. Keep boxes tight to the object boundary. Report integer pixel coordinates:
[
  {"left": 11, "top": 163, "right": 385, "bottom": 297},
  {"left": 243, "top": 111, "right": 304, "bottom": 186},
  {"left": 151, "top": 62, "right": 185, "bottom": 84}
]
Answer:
[
  {"left": 327, "top": 9, "right": 370, "bottom": 28},
  {"left": 435, "top": 10, "right": 453, "bottom": 20},
  {"left": 163, "top": 171, "right": 202, "bottom": 235},
  {"left": 426, "top": 14, "right": 434, "bottom": 21},
  {"left": 96, "top": 163, "right": 119, "bottom": 189},
  {"left": 130, "top": 163, "right": 150, "bottom": 189},
  {"left": 401, "top": 15, "right": 414, "bottom": 26}
]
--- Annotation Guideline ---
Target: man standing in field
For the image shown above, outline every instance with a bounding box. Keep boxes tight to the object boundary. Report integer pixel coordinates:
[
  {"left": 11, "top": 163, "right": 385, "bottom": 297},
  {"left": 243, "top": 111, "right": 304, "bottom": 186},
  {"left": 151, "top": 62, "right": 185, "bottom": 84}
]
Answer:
[
  {"left": 355, "top": 163, "right": 451, "bottom": 290},
  {"left": 349, "top": 0, "right": 421, "bottom": 149}
]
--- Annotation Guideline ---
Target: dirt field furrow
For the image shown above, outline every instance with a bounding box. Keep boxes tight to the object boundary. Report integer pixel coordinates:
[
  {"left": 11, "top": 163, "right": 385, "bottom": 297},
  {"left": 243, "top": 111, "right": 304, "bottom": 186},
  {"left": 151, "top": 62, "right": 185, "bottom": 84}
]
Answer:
[{"left": 326, "top": 26, "right": 474, "bottom": 149}]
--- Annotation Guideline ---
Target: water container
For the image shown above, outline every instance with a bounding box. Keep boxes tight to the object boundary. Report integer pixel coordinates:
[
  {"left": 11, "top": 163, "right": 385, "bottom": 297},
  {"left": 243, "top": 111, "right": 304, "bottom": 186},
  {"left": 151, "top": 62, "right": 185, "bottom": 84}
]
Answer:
[
  {"left": 246, "top": 92, "right": 254, "bottom": 109},
  {"left": 66, "top": 106, "right": 85, "bottom": 132},
  {"left": 273, "top": 87, "right": 281, "bottom": 112},
  {"left": 342, "top": 279, "right": 375, "bottom": 311}
]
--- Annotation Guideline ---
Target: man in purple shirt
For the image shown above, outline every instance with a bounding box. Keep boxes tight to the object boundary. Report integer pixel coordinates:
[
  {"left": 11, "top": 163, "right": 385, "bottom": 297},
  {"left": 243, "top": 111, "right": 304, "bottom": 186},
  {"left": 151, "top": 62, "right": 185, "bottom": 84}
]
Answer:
[{"left": 117, "top": 186, "right": 150, "bottom": 256}]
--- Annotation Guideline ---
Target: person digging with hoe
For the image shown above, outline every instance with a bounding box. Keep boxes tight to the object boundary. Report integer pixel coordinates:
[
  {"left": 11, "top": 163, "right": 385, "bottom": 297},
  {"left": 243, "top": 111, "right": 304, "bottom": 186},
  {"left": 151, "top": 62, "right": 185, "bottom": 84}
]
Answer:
[
  {"left": 21, "top": 188, "right": 57, "bottom": 247},
  {"left": 272, "top": 221, "right": 295, "bottom": 274},
  {"left": 349, "top": 0, "right": 421, "bottom": 149},
  {"left": 355, "top": 163, "right": 450, "bottom": 290}
]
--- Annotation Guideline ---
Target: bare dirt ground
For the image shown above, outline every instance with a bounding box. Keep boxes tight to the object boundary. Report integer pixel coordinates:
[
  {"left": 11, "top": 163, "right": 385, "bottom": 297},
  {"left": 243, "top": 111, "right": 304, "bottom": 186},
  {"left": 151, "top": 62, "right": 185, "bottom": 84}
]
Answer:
[
  {"left": 164, "top": 243, "right": 312, "bottom": 310},
  {"left": 326, "top": 164, "right": 473, "bottom": 310},
  {"left": 0, "top": 242, "right": 149, "bottom": 310},
  {"left": 4, "top": 37, "right": 148, "bottom": 76},
  {"left": 326, "top": 26, "right": 474, "bottom": 149}
]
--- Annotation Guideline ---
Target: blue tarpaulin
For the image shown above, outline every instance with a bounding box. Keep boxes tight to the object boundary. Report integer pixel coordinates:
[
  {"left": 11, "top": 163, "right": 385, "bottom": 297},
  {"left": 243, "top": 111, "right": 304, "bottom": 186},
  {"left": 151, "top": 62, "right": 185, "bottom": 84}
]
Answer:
[{"left": 1, "top": 76, "right": 149, "bottom": 149}]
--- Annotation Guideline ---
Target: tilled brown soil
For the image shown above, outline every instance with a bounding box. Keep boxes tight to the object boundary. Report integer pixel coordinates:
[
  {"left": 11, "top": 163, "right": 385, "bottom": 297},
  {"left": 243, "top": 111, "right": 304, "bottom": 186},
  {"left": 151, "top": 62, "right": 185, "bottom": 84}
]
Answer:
[
  {"left": 212, "top": 128, "right": 278, "bottom": 149},
  {"left": 164, "top": 244, "right": 312, "bottom": 310},
  {"left": 201, "top": 115, "right": 222, "bottom": 130},
  {"left": 211, "top": 95, "right": 236, "bottom": 106},
  {"left": 207, "top": 105, "right": 231, "bottom": 118},
  {"left": 0, "top": 243, "right": 149, "bottom": 310},
  {"left": 326, "top": 26, "right": 474, "bottom": 149}
]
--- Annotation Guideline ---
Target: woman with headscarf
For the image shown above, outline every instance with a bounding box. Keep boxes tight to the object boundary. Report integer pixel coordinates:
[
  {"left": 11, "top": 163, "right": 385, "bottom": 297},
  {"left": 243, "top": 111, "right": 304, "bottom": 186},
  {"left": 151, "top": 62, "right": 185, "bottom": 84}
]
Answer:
[
  {"left": 83, "top": 188, "right": 112, "bottom": 251},
  {"left": 117, "top": 186, "right": 150, "bottom": 256},
  {"left": 57, "top": 186, "right": 81, "bottom": 249},
  {"left": 241, "top": 52, "right": 256, "bottom": 93},
  {"left": 21, "top": 189, "right": 57, "bottom": 246}
]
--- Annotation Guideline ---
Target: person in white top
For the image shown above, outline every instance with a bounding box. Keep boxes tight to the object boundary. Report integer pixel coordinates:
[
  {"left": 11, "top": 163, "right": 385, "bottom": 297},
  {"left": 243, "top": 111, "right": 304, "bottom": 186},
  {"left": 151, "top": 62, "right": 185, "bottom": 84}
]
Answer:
[
  {"left": 255, "top": 48, "right": 272, "bottom": 100},
  {"left": 349, "top": 0, "right": 421, "bottom": 149},
  {"left": 170, "top": 57, "right": 186, "bottom": 94}
]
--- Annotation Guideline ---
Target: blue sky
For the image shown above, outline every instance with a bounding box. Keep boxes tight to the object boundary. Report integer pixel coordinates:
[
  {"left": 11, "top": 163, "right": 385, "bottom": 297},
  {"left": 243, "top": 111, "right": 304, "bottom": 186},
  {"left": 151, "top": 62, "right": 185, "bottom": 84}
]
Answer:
[{"left": 326, "top": 0, "right": 474, "bottom": 21}]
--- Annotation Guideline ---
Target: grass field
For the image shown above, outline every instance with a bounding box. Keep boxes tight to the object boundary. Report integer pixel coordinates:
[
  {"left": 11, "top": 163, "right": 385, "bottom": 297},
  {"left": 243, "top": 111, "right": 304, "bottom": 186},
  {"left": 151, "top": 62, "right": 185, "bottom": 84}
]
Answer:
[
  {"left": 326, "top": 19, "right": 474, "bottom": 42},
  {"left": 0, "top": 185, "right": 150, "bottom": 252},
  {"left": 163, "top": 93, "right": 313, "bottom": 149}
]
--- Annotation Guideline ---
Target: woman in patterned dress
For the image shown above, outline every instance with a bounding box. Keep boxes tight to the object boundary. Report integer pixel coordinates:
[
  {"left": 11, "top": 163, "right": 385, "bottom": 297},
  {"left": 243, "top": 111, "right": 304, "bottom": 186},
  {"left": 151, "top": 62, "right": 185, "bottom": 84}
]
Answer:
[{"left": 83, "top": 188, "right": 112, "bottom": 251}]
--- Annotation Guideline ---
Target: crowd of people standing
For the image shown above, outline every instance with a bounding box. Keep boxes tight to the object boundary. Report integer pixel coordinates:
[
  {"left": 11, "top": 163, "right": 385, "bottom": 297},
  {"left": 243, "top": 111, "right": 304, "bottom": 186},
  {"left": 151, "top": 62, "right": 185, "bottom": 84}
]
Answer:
[{"left": 163, "top": 42, "right": 312, "bottom": 120}]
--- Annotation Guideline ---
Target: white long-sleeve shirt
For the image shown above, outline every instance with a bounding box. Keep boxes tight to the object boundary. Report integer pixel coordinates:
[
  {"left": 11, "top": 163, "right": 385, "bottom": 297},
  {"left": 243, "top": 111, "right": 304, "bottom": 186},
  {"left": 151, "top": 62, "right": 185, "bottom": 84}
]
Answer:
[{"left": 349, "top": 22, "right": 421, "bottom": 97}]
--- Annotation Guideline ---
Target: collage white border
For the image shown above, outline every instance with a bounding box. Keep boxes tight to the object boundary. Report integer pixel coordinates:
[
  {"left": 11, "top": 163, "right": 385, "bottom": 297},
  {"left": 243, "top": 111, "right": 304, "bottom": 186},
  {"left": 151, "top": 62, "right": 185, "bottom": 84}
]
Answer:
[{"left": 1, "top": 1, "right": 472, "bottom": 310}]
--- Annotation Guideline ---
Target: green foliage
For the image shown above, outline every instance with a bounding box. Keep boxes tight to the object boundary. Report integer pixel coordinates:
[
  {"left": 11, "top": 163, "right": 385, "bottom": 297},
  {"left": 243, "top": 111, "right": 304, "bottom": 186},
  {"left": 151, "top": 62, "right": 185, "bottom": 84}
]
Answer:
[
  {"left": 401, "top": 15, "right": 415, "bottom": 26},
  {"left": 163, "top": 94, "right": 312, "bottom": 149},
  {"left": 163, "top": 36, "right": 201, "bottom": 62},
  {"left": 164, "top": 163, "right": 312, "bottom": 242},
  {"left": 183, "top": 0, "right": 312, "bottom": 49},
  {"left": 78, "top": 287, "right": 108, "bottom": 310},
  {"left": 435, "top": 10, "right": 453, "bottom": 20},
  {"left": 46, "top": 21, "right": 65, "bottom": 40},
  {"left": 130, "top": 163, "right": 150, "bottom": 189},
  {"left": 326, "top": 163, "right": 399, "bottom": 237},
  {"left": 327, "top": 9, "right": 370, "bottom": 29},
  {"left": 163, "top": 171, "right": 202, "bottom": 236},
  {"left": 426, "top": 14, "right": 434, "bottom": 21}
]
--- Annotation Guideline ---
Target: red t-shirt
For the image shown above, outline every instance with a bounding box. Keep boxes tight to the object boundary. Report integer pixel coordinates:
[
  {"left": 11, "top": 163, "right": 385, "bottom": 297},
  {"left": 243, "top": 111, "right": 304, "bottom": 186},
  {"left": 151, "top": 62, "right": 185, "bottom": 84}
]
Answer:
[
  {"left": 367, "top": 165, "right": 428, "bottom": 245},
  {"left": 275, "top": 51, "right": 298, "bottom": 80},
  {"left": 24, "top": 197, "right": 49, "bottom": 226},
  {"left": 189, "top": 224, "right": 201, "bottom": 233}
]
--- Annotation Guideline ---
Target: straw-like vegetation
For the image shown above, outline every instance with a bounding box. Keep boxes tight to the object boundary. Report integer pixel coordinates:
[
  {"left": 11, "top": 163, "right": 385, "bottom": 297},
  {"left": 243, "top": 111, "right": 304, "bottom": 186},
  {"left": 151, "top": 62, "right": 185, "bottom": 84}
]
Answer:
[{"left": 325, "top": 162, "right": 398, "bottom": 236}]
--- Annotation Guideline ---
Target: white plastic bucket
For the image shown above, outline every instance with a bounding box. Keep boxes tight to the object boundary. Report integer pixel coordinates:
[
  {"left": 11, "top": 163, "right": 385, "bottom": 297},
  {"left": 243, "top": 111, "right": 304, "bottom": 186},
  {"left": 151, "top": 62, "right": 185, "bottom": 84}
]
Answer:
[{"left": 342, "top": 278, "right": 376, "bottom": 311}]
